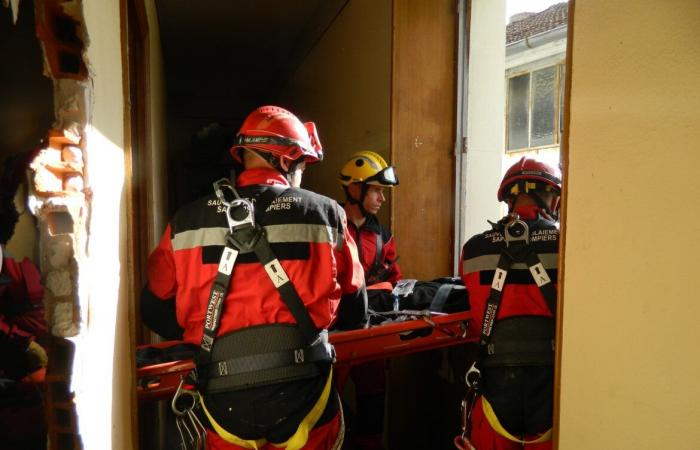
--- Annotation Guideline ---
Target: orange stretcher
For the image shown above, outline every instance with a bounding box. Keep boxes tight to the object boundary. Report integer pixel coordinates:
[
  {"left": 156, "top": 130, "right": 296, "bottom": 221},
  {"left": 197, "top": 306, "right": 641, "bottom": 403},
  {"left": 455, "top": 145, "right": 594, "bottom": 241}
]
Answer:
[{"left": 137, "top": 310, "right": 477, "bottom": 402}]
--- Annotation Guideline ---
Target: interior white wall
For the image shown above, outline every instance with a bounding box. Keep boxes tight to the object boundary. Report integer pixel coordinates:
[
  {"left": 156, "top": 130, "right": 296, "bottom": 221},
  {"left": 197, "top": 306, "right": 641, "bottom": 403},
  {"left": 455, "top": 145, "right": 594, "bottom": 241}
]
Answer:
[{"left": 458, "top": 0, "right": 506, "bottom": 252}]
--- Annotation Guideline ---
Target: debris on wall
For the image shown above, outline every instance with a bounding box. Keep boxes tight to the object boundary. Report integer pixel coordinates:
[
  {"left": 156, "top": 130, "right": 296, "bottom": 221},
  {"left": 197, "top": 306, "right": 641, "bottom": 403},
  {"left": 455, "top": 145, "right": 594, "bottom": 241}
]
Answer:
[
  {"left": 28, "top": 127, "right": 86, "bottom": 339},
  {"left": 35, "top": 0, "right": 88, "bottom": 80},
  {"left": 25, "top": 2, "right": 90, "bottom": 448}
]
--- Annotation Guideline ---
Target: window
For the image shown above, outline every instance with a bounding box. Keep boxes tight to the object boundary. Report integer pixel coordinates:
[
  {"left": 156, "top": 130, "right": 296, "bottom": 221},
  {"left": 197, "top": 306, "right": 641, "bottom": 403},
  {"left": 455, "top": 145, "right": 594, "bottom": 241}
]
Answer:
[{"left": 507, "top": 63, "right": 565, "bottom": 152}]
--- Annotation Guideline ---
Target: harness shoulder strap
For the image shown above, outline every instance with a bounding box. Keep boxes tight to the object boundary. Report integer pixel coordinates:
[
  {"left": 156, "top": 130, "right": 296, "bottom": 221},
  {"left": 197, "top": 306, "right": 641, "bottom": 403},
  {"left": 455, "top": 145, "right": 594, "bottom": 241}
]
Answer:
[
  {"left": 199, "top": 182, "right": 323, "bottom": 367},
  {"left": 478, "top": 217, "right": 558, "bottom": 348}
]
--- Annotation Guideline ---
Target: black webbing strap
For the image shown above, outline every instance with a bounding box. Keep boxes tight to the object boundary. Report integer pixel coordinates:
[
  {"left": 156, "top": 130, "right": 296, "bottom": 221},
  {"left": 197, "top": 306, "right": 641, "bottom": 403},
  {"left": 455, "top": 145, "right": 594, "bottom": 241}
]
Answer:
[
  {"left": 429, "top": 283, "right": 465, "bottom": 313},
  {"left": 373, "top": 232, "right": 383, "bottom": 273},
  {"left": 248, "top": 228, "right": 320, "bottom": 344},
  {"left": 200, "top": 340, "right": 334, "bottom": 380},
  {"left": 524, "top": 249, "right": 557, "bottom": 316},
  {"left": 479, "top": 251, "right": 514, "bottom": 346},
  {"left": 365, "top": 230, "right": 385, "bottom": 283}
]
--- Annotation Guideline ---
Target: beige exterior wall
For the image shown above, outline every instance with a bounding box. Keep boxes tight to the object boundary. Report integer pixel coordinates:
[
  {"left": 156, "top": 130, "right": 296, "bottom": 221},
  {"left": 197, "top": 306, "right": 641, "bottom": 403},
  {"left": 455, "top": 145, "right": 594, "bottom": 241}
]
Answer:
[
  {"left": 558, "top": 1, "right": 700, "bottom": 448},
  {"left": 279, "top": 0, "right": 392, "bottom": 221}
]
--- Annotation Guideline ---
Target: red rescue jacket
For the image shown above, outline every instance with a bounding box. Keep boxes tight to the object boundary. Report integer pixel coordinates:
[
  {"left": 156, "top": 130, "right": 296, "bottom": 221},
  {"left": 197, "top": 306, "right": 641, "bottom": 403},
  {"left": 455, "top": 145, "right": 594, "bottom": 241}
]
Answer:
[
  {"left": 0, "top": 255, "right": 47, "bottom": 379},
  {"left": 147, "top": 168, "right": 366, "bottom": 345},
  {"left": 347, "top": 214, "right": 401, "bottom": 286},
  {"left": 460, "top": 209, "right": 559, "bottom": 327}
]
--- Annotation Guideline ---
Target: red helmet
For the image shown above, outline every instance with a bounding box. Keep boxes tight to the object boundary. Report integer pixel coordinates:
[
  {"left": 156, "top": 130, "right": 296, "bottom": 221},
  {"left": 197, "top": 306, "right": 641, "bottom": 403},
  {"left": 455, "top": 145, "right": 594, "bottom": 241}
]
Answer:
[
  {"left": 498, "top": 156, "right": 561, "bottom": 202},
  {"left": 230, "top": 105, "right": 323, "bottom": 166}
]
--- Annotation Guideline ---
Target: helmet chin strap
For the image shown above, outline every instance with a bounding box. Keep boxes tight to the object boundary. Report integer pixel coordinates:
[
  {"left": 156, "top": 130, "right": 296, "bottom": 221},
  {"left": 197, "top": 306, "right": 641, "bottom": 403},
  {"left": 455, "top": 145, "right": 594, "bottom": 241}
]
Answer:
[
  {"left": 509, "top": 191, "right": 559, "bottom": 222},
  {"left": 343, "top": 184, "right": 370, "bottom": 217},
  {"left": 251, "top": 149, "right": 302, "bottom": 184}
]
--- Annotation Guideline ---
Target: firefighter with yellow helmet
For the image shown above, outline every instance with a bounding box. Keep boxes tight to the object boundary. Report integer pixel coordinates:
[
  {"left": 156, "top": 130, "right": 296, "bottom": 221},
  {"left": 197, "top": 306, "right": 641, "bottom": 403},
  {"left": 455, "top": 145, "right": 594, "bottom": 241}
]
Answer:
[{"left": 337, "top": 151, "right": 401, "bottom": 450}]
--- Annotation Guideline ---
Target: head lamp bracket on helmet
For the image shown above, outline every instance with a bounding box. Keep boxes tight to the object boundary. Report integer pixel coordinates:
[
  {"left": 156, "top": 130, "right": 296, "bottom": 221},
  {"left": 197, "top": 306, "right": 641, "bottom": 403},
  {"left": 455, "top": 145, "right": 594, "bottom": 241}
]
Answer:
[{"left": 234, "top": 134, "right": 310, "bottom": 153}]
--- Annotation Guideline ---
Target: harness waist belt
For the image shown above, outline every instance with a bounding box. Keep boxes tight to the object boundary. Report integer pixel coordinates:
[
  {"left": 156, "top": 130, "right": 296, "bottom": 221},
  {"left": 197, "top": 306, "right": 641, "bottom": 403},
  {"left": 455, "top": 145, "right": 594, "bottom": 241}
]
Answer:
[
  {"left": 199, "top": 324, "right": 333, "bottom": 393},
  {"left": 201, "top": 341, "right": 335, "bottom": 380},
  {"left": 481, "top": 339, "right": 555, "bottom": 367}
]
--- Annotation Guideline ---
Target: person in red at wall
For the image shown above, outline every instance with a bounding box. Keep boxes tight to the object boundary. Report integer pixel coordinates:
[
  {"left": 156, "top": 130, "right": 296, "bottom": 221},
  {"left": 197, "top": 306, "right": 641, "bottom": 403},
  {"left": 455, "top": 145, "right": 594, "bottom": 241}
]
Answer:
[
  {"left": 0, "top": 151, "right": 49, "bottom": 450},
  {"left": 337, "top": 151, "right": 401, "bottom": 450},
  {"left": 141, "top": 105, "right": 367, "bottom": 450},
  {"left": 457, "top": 156, "right": 561, "bottom": 450}
]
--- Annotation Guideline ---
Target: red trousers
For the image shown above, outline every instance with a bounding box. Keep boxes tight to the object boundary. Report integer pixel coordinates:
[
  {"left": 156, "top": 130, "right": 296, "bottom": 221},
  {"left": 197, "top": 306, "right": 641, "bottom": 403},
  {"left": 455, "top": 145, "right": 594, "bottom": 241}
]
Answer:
[
  {"left": 206, "top": 411, "right": 342, "bottom": 450},
  {"left": 469, "top": 397, "right": 551, "bottom": 450}
]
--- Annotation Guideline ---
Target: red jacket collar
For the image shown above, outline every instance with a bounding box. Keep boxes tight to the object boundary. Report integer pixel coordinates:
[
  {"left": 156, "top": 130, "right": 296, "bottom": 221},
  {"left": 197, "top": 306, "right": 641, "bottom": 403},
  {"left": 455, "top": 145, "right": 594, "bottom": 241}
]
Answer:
[{"left": 236, "top": 168, "right": 290, "bottom": 188}]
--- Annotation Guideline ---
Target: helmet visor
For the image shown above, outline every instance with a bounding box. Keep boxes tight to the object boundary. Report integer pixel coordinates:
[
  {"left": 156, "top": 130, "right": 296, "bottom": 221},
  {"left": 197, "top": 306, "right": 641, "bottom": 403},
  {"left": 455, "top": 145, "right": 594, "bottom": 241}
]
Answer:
[{"left": 365, "top": 166, "right": 399, "bottom": 186}]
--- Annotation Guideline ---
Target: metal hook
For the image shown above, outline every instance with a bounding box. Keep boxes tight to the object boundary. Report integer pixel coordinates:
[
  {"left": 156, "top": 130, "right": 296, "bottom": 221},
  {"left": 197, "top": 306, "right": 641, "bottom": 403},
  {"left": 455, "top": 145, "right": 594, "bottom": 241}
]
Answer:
[
  {"left": 213, "top": 178, "right": 240, "bottom": 207},
  {"left": 187, "top": 408, "right": 207, "bottom": 449},
  {"left": 172, "top": 377, "right": 198, "bottom": 416}
]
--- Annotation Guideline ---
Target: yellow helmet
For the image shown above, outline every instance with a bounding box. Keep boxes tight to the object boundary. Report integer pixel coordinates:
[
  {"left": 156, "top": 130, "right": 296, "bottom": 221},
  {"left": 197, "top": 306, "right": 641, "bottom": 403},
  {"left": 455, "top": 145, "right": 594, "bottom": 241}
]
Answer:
[{"left": 338, "top": 151, "right": 399, "bottom": 187}]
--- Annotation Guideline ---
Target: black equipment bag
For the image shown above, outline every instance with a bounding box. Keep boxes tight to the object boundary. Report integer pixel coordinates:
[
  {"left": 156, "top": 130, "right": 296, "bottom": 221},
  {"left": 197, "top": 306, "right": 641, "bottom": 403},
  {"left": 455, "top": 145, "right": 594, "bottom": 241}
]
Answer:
[{"left": 368, "top": 277, "right": 469, "bottom": 323}]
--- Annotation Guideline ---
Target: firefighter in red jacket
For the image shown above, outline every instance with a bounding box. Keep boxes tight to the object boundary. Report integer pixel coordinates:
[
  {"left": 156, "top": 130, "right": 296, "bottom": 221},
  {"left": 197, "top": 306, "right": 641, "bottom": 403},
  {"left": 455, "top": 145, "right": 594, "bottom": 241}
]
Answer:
[
  {"left": 141, "top": 105, "right": 367, "bottom": 450},
  {"left": 339, "top": 151, "right": 401, "bottom": 286},
  {"left": 337, "top": 151, "right": 400, "bottom": 450},
  {"left": 457, "top": 157, "right": 561, "bottom": 450}
]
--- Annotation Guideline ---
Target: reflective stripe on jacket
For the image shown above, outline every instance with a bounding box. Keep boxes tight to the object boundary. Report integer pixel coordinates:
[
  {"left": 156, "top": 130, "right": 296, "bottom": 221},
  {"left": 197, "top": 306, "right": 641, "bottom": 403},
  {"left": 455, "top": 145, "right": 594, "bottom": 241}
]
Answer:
[
  {"left": 459, "top": 215, "right": 559, "bottom": 324},
  {"left": 147, "top": 167, "right": 366, "bottom": 345}
]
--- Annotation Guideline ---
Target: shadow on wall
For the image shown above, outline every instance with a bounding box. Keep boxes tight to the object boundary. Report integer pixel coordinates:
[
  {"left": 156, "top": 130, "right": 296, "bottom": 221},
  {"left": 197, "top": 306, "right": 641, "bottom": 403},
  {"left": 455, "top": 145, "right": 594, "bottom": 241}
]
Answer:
[{"left": 0, "top": 0, "right": 54, "bottom": 158}]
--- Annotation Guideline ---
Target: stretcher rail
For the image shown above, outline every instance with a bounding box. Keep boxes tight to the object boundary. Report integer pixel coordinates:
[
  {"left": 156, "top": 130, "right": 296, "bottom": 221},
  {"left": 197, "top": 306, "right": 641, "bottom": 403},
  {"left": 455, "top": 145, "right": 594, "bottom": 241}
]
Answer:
[{"left": 137, "top": 310, "right": 477, "bottom": 402}]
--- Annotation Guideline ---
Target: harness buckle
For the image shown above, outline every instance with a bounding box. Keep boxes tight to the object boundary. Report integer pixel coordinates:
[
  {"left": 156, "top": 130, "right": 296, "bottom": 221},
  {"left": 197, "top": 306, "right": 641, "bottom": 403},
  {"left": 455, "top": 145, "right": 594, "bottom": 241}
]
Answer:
[
  {"left": 226, "top": 198, "right": 256, "bottom": 231},
  {"left": 504, "top": 213, "right": 529, "bottom": 247}
]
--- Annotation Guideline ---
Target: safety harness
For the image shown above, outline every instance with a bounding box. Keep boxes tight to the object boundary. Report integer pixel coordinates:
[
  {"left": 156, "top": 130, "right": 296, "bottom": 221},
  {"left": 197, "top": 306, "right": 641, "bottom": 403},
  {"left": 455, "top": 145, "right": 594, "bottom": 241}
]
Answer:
[
  {"left": 456, "top": 213, "right": 557, "bottom": 449},
  {"left": 172, "top": 178, "right": 336, "bottom": 450},
  {"left": 355, "top": 223, "right": 386, "bottom": 285}
]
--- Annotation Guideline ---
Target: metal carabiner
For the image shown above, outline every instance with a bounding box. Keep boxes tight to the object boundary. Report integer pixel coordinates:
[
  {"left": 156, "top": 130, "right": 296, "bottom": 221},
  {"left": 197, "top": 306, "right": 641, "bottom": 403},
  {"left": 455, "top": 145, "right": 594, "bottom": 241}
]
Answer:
[
  {"left": 465, "top": 362, "right": 481, "bottom": 389},
  {"left": 213, "top": 178, "right": 238, "bottom": 208},
  {"left": 171, "top": 376, "right": 198, "bottom": 416},
  {"left": 172, "top": 376, "right": 206, "bottom": 450}
]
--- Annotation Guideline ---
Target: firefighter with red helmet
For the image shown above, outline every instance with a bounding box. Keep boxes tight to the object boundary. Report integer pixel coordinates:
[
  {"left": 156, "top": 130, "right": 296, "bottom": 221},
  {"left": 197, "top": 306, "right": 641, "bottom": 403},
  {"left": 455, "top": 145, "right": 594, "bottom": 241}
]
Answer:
[
  {"left": 337, "top": 151, "right": 401, "bottom": 450},
  {"left": 456, "top": 156, "right": 561, "bottom": 450},
  {"left": 141, "top": 105, "right": 367, "bottom": 449}
]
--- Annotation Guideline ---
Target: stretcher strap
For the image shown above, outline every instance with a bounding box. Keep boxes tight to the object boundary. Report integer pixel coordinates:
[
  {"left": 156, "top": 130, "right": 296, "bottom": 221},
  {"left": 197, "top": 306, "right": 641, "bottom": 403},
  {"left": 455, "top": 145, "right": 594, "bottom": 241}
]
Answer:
[{"left": 481, "top": 396, "right": 552, "bottom": 445}]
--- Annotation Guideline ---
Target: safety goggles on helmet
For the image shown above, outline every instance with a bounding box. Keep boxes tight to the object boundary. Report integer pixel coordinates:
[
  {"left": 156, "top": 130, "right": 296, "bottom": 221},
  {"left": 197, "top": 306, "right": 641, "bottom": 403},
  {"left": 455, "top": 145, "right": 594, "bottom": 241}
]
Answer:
[{"left": 364, "top": 165, "right": 399, "bottom": 186}]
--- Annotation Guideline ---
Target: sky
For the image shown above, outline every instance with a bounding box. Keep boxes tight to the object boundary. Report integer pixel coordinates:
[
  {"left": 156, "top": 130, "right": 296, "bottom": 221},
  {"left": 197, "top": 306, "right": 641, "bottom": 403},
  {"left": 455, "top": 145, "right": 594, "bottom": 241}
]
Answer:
[{"left": 506, "top": 0, "right": 566, "bottom": 22}]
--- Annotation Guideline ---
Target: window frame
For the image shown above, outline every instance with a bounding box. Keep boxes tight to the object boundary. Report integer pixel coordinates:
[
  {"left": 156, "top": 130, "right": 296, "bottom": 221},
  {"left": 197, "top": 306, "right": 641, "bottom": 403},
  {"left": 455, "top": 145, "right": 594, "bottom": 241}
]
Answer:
[{"left": 505, "top": 61, "right": 566, "bottom": 153}]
